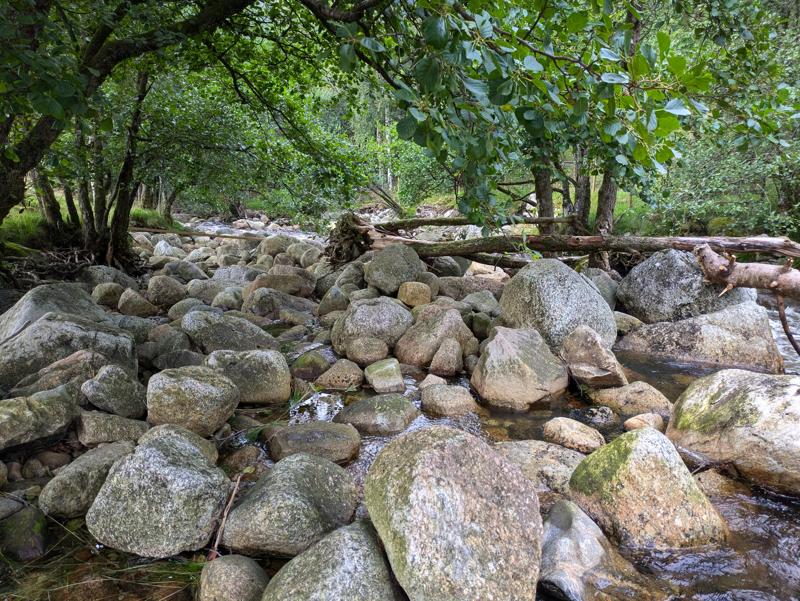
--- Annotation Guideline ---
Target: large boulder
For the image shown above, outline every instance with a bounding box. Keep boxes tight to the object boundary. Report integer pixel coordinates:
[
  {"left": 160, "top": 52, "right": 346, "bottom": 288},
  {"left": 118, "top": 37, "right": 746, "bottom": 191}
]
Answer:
[
  {"left": 542, "top": 417, "right": 605, "bottom": 454},
  {"left": 0, "top": 312, "right": 136, "bottom": 389},
  {"left": 365, "top": 426, "right": 543, "bottom": 601},
  {"left": 569, "top": 427, "right": 728, "bottom": 549},
  {"left": 260, "top": 265, "right": 316, "bottom": 298},
  {"left": 583, "top": 268, "right": 618, "bottom": 310},
  {"left": 181, "top": 311, "right": 277, "bottom": 353},
  {"left": 262, "top": 522, "right": 403, "bottom": 601},
  {"left": 81, "top": 364, "right": 147, "bottom": 418},
  {"left": 79, "top": 265, "right": 138, "bottom": 291},
  {"left": 540, "top": 500, "right": 672, "bottom": 601},
  {"left": 0, "top": 506, "right": 48, "bottom": 562},
  {"left": 437, "top": 275, "right": 503, "bottom": 300},
  {"left": 76, "top": 410, "right": 149, "bottom": 445},
  {"left": 470, "top": 327, "right": 568, "bottom": 411},
  {"left": 560, "top": 325, "right": 627, "bottom": 388},
  {"left": 268, "top": 422, "right": 361, "bottom": 464},
  {"left": 0, "top": 283, "right": 105, "bottom": 342},
  {"left": 395, "top": 308, "right": 477, "bottom": 368},
  {"left": 9, "top": 349, "right": 108, "bottom": 398},
  {"left": 494, "top": 440, "right": 584, "bottom": 495},
  {"left": 147, "top": 275, "right": 186, "bottom": 309},
  {"left": 363, "top": 244, "right": 426, "bottom": 295},
  {"left": 147, "top": 366, "right": 240, "bottom": 436},
  {"left": 117, "top": 288, "right": 159, "bottom": 317},
  {"left": 331, "top": 297, "right": 412, "bottom": 356},
  {"left": 0, "top": 386, "right": 79, "bottom": 451},
  {"left": 588, "top": 381, "right": 672, "bottom": 420},
  {"left": 242, "top": 287, "right": 317, "bottom": 319},
  {"left": 616, "top": 249, "right": 756, "bottom": 323},
  {"left": 138, "top": 423, "right": 218, "bottom": 464},
  {"left": 418, "top": 384, "right": 476, "bottom": 416},
  {"left": 39, "top": 442, "right": 134, "bottom": 518},
  {"left": 221, "top": 453, "right": 357, "bottom": 557},
  {"left": 614, "top": 302, "right": 783, "bottom": 374},
  {"left": 86, "top": 435, "right": 229, "bottom": 558},
  {"left": 667, "top": 369, "right": 800, "bottom": 496},
  {"left": 206, "top": 350, "right": 291, "bottom": 405},
  {"left": 499, "top": 260, "right": 616, "bottom": 350}
]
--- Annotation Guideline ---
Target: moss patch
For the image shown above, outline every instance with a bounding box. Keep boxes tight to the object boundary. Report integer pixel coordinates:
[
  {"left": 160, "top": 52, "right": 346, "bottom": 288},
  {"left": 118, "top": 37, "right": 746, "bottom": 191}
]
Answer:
[
  {"left": 673, "top": 383, "right": 761, "bottom": 435},
  {"left": 569, "top": 430, "right": 637, "bottom": 496}
]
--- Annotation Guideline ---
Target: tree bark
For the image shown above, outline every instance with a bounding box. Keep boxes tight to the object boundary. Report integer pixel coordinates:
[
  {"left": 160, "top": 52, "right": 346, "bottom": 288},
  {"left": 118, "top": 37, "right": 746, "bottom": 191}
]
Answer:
[
  {"left": 694, "top": 244, "right": 800, "bottom": 300},
  {"left": 375, "top": 215, "right": 573, "bottom": 232},
  {"left": 107, "top": 71, "right": 150, "bottom": 265},
  {"left": 158, "top": 187, "right": 179, "bottom": 223},
  {"left": 591, "top": 170, "right": 617, "bottom": 269},
  {"left": 140, "top": 183, "right": 157, "bottom": 210},
  {"left": 534, "top": 166, "right": 554, "bottom": 234},
  {"left": 31, "top": 168, "right": 65, "bottom": 232},
  {"left": 59, "top": 179, "right": 81, "bottom": 228},
  {"left": 571, "top": 146, "right": 591, "bottom": 234},
  {"left": 332, "top": 215, "right": 800, "bottom": 260}
]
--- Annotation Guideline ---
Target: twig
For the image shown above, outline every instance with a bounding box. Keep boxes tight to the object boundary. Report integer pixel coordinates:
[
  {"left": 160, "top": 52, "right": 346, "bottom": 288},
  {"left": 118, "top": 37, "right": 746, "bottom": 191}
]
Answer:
[
  {"left": 207, "top": 473, "right": 243, "bottom": 561},
  {"left": 775, "top": 294, "right": 800, "bottom": 357}
]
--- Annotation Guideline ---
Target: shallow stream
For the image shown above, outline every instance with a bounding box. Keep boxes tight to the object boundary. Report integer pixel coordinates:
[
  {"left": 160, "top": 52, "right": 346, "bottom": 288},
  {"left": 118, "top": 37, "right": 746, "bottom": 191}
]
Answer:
[
  {"left": 4, "top": 220, "right": 800, "bottom": 600},
  {"left": 183, "top": 220, "right": 800, "bottom": 599}
]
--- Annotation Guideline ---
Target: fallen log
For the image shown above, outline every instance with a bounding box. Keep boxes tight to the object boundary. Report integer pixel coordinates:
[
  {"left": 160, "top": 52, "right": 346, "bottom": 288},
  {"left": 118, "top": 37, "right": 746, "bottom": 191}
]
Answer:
[
  {"left": 375, "top": 215, "right": 573, "bottom": 232},
  {"left": 335, "top": 215, "right": 800, "bottom": 260},
  {"left": 694, "top": 244, "right": 800, "bottom": 300}
]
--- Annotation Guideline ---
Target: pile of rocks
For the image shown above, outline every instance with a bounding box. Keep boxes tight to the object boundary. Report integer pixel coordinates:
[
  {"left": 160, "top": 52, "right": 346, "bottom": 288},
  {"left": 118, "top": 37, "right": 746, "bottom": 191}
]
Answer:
[{"left": 0, "top": 230, "right": 794, "bottom": 601}]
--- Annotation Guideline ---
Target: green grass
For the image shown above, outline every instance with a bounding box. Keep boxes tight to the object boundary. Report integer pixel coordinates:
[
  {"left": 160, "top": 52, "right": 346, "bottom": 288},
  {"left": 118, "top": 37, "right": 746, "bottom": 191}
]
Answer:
[
  {"left": 0, "top": 206, "right": 49, "bottom": 247},
  {"left": 129, "top": 208, "right": 184, "bottom": 231}
]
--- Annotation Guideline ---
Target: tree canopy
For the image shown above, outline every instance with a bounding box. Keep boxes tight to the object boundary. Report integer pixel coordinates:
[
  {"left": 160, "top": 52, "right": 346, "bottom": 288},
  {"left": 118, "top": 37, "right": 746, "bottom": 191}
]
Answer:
[{"left": 0, "top": 0, "right": 798, "bottom": 259}]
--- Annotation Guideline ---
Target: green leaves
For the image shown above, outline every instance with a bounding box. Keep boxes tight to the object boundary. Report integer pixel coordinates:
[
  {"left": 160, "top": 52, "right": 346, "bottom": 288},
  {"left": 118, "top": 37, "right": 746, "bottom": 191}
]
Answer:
[
  {"left": 657, "top": 31, "right": 671, "bottom": 57},
  {"left": 599, "top": 48, "right": 621, "bottom": 62},
  {"left": 522, "top": 55, "right": 543, "bottom": 73},
  {"left": 359, "top": 37, "right": 385, "bottom": 53},
  {"left": 566, "top": 11, "right": 589, "bottom": 33},
  {"left": 423, "top": 16, "right": 448, "bottom": 49},
  {"left": 664, "top": 98, "right": 691, "bottom": 116},
  {"left": 414, "top": 57, "right": 441, "bottom": 93},
  {"left": 338, "top": 44, "right": 356, "bottom": 72},
  {"left": 397, "top": 116, "right": 417, "bottom": 139},
  {"left": 600, "top": 72, "right": 629, "bottom": 84}
]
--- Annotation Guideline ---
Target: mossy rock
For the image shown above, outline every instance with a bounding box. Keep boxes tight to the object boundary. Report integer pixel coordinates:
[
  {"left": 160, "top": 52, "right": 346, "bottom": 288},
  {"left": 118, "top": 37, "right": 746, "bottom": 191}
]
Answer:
[{"left": 569, "top": 427, "right": 728, "bottom": 550}]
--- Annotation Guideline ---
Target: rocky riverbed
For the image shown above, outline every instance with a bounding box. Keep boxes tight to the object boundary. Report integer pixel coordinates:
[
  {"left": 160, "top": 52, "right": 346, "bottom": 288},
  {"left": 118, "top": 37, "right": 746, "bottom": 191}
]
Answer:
[{"left": 1, "top": 217, "right": 800, "bottom": 601}]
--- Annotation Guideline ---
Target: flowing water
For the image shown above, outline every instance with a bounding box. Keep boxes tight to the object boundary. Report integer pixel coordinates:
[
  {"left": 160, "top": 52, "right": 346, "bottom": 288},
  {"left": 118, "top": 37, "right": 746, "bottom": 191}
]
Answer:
[
  {"left": 5, "top": 219, "right": 800, "bottom": 599},
  {"left": 169, "top": 221, "right": 800, "bottom": 599},
  {"left": 281, "top": 312, "right": 800, "bottom": 601}
]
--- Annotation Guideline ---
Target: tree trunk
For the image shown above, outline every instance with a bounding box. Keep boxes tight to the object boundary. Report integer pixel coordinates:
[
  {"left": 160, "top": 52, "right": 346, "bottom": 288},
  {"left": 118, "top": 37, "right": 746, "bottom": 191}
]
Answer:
[
  {"left": 571, "top": 146, "right": 591, "bottom": 234},
  {"left": 0, "top": 0, "right": 259, "bottom": 230},
  {"left": 560, "top": 172, "right": 573, "bottom": 217},
  {"left": 591, "top": 170, "right": 617, "bottom": 269},
  {"left": 534, "top": 166, "right": 554, "bottom": 235},
  {"left": 159, "top": 187, "right": 179, "bottom": 223},
  {"left": 31, "top": 168, "right": 66, "bottom": 232},
  {"left": 59, "top": 179, "right": 81, "bottom": 228},
  {"left": 107, "top": 71, "right": 150, "bottom": 265},
  {"left": 140, "top": 182, "right": 157, "bottom": 209}
]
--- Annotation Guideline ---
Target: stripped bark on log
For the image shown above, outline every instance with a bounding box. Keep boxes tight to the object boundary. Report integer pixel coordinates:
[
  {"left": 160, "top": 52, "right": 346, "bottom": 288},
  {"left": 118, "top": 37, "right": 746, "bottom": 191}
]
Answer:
[
  {"left": 694, "top": 244, "right": 800, "bottom": 300},
  {"left": 341, "top": 215, "right": 800, "bottom": 259},
  {"left": 375, "top": 215, "right": 573, "bottom": 232}
]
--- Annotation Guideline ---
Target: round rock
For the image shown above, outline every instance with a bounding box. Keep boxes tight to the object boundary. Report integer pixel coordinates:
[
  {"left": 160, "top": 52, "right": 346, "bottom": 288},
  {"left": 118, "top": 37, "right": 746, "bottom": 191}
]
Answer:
[{"left": 147, "top": 366, "right": 240, "bottom": 437}]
